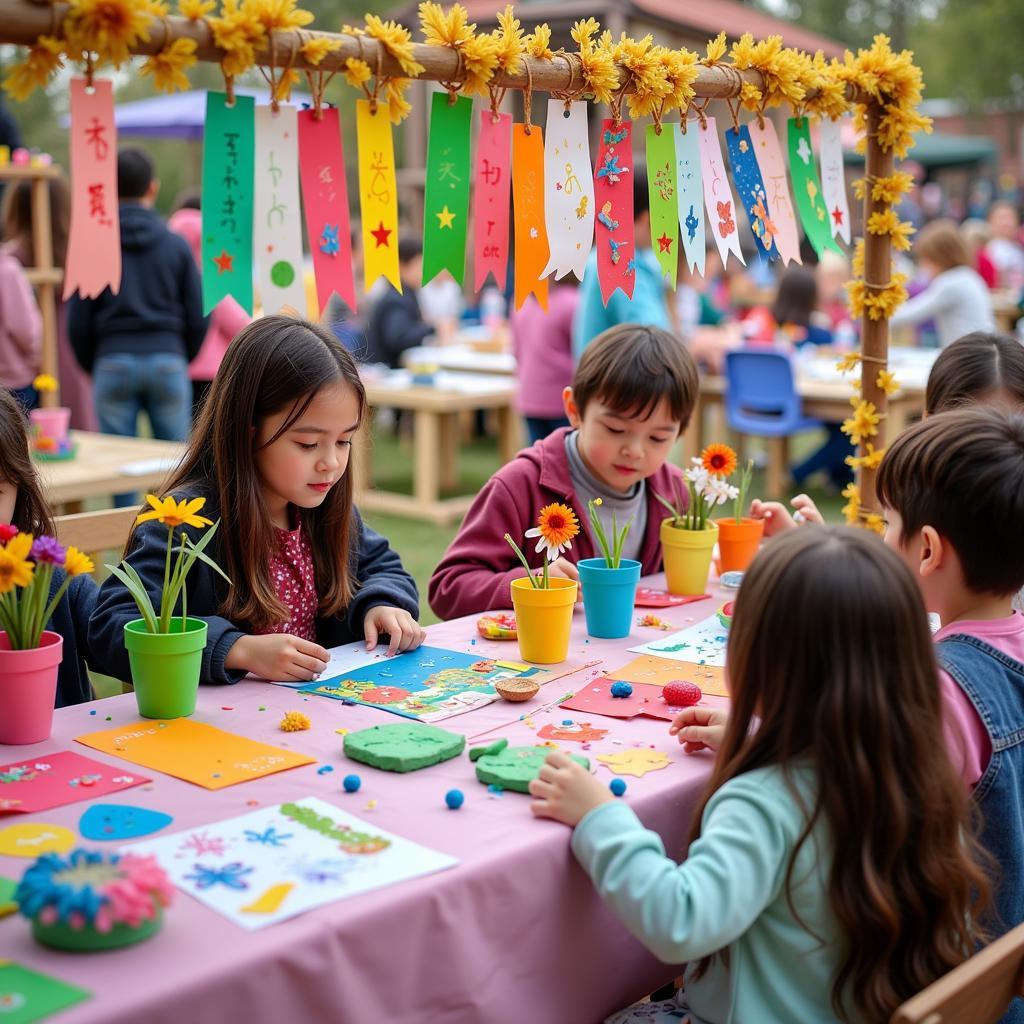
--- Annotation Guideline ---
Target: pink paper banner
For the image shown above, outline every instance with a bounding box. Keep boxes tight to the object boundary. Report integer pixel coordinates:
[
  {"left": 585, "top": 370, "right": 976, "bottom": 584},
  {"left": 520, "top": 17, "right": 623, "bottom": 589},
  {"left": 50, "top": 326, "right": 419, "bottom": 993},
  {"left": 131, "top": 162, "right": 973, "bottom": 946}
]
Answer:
[
  {"left": 697, "top": 116, "right": 744, "bottom": 270},
  {"left": 473, "top": 110, "right": 512, "bottom": 292},
  {"left": 297, "top": 107, "right": 357, "bottom": 316},
  {"left": 594, "top": 118, "right": 636, "bottom": 304},
  {"left": 747, "top": 119, "right": 802, "bottom": 266},
  {"left": 64, "top": 78, "right": 120, "bottom": 299}
]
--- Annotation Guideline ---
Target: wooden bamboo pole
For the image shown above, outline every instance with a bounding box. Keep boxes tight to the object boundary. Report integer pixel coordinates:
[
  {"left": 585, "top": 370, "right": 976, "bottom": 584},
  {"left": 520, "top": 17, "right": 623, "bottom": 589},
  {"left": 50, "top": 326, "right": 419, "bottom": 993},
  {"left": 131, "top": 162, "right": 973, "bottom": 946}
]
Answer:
[{"left": 857, "top": 100, "right": 894, "bottom": 515}]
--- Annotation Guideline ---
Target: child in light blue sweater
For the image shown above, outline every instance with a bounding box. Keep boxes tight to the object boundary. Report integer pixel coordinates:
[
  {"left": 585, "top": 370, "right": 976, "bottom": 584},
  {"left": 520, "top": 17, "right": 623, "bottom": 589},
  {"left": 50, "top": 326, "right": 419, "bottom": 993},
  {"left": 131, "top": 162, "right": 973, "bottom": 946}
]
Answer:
[{"left": 532, "top": 527, "right": 991, "bottom": 1024}]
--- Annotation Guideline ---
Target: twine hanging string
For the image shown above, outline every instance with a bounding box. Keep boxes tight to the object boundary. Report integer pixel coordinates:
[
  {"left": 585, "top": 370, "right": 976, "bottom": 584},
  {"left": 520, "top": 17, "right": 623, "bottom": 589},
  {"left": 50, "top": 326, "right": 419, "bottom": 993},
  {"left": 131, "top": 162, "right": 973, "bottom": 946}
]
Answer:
[
  {"left": 608, "top": 71, "right": 631, "bottom": 129},
  {"left": 693, "top": 96, "right": 711, "bottom": 131},
  {"left": 719, "top": 64, "right": 745, "bottom": 134},
  {"left": 257, "top": 31, "right": 300, "bottom": 113},
  {"left": 550, "top": 50, "right": 585, "bottom": 115},
  {"left": 487, "top": 79, "right": 507, "bottom": 123},
  {"left": 300, "top": 31, "right": 338, "bottom": 122},
  {"left": 437, "top": 46, "right": 466, "bottom": 105},
  {"left": 522, "top": 60, "right": 534, "bottom": 134}
]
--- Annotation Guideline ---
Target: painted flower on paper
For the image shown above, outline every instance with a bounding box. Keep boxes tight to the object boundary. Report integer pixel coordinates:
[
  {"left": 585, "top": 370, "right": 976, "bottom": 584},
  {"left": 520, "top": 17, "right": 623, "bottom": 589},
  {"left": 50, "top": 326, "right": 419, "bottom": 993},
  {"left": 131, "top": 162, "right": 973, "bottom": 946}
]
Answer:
[
  {"left": 185, "top": 862, "right": 254, "bottom": 891},
  {"left": 525, "top": 503, "right": 580, "bottom": 562}
]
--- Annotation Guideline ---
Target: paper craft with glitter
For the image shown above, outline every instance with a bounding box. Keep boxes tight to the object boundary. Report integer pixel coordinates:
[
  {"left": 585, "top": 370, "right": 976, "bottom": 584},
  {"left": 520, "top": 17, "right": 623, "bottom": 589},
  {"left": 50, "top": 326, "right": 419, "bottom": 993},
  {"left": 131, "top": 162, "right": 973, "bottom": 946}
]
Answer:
[
  {"left": 627, "top": 614, "right": 729, "bottom": 666},
  {"left": 127, "top": 796, "right": 457, "bottom": 930},
  {"left": 0, "top": 751, "right": 150, "bottom": 815},
  {"left": 295, "top": 644, "right": 556, "bottom": 722}
]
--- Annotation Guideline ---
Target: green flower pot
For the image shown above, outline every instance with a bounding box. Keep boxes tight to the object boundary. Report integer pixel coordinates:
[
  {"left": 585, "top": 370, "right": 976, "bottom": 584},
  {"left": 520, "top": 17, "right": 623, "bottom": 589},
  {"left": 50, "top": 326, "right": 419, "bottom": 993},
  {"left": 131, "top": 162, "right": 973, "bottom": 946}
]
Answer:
[{"left": 124, "top": 618, "right": 207, "bottom": 720}]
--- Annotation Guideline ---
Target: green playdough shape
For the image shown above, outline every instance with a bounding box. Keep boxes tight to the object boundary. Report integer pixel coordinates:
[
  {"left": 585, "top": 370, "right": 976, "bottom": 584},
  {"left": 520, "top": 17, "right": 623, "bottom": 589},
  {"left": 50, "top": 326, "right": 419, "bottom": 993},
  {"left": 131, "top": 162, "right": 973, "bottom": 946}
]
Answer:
[
  {"left": 469, "top": 738, "right": 590, "bottom": 794},
  {"left": 343, "top": 723, "right": 466, "bottom": 773}
]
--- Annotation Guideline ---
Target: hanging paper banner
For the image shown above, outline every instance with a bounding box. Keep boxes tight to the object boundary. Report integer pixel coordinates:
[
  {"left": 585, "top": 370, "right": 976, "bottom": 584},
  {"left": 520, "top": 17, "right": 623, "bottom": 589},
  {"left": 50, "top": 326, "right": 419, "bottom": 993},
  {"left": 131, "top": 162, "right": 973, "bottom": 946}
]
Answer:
[
  {"left": 253, "top": 105, "right": 306, "bottom": 316},
  {"left": 646, "top": 126, "right": 678, "bottom": 286},
  {"left": 593, "top": 118, "right": 636, "bottom": 304},
  {"left": 201, "top": 91, "right": 254, "bottom": 315},
  {"left": 747, "top": 119, "right": 802, "bottom": 266},
  {"left": 673, "top": 123, "right": 705, "bottom": 277},
  {"left": 696, "top": 117, "right": 744, "bottom": 270},
  {"left": 787, "top": 118, "right": 843, "bottom": 259},
  {"left": 541, "top": 100, "right": 595, "bottom": 281},
  {"left": 65, "top": 78, "right": 121, "bottom": 300},
  {"left": 725, "top": 124, "right": 780, "bottom": 263},
  {"left": 511, "top": 124, "right": 549, "bottom": 311},
  {"left": 356, "top": 99, "right": 401, "bottom": 293},
  {"left": 297, "top": 107, "right": 356, "bottom": 317},
  {"left": 423, "top": 92, "right": 472, "bottom": 287},
  {"left": 473, "top": 110, "right": 512, "bottom": 292},
  {"left": 819, "top": 116, "right": 852, "bottom": 246}
]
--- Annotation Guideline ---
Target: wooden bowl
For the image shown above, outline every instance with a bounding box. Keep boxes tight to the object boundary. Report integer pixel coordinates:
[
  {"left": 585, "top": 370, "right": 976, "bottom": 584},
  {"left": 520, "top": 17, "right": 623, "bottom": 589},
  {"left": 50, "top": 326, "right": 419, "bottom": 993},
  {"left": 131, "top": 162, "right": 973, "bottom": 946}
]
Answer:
[{"left": 494, "top": 678, "right": 540, "bottom": 702}]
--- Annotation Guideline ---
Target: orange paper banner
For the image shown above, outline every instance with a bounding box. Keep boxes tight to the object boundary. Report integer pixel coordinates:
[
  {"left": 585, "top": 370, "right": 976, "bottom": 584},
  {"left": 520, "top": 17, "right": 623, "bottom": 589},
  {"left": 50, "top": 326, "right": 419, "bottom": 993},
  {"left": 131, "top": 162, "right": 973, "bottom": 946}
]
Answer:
[
  {"left": 64, "top": 78, "right": 120, "bottom": 299},
  {"left": 511, "top": 124, "right": 549, "bottom": 311}
]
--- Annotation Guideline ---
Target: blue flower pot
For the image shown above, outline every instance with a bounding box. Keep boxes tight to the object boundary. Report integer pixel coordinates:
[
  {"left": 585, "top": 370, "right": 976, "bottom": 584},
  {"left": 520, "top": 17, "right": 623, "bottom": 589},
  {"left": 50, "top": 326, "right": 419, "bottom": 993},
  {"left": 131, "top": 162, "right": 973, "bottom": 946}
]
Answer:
[{"left": 578, "top": 558, "right": 642, "bottom": 640}]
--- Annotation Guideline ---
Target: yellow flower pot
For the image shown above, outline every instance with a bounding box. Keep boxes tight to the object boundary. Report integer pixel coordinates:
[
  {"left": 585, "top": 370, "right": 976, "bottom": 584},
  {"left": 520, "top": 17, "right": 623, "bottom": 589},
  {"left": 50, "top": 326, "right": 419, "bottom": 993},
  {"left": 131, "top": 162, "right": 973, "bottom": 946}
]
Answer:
[
  {"left": 511, "top": 576, "right": 577, "bottom": 665},
  {"left": 660, "top": 519, "right": 718, "bottom": 596}
]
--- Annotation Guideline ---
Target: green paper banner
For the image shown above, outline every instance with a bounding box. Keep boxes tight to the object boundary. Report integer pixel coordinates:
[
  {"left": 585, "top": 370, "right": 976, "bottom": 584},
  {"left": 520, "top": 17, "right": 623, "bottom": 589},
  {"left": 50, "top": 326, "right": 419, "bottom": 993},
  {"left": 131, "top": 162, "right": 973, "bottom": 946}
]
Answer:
[
  {"left": 201, "top": 92, "right": 255, "bottom": 314},
  {"left": 423, "top": 92, "right": 472, "bottom": 286},
  {"left": 646, "top": 125, "right": 678, "bottom": 286},
  {"left": 787, "top": 118, "right": 843, "bottom": 259}
]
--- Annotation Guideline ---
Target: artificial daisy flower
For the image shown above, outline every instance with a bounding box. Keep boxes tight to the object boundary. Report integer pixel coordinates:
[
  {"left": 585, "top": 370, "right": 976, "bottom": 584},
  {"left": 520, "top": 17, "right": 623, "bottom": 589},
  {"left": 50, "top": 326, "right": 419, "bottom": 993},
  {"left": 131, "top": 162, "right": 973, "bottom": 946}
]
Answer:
[{"left": 525, "top": 503, "right": 580, "bottom": 562}]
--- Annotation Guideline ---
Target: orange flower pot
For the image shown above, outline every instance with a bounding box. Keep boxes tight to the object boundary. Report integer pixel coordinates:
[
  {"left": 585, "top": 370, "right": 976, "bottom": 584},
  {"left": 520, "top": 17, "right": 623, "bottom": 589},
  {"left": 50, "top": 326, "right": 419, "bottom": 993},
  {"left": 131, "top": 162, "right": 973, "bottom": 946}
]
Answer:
[{"left": 714, "top": 517, "right": 765, "bottom": 574}]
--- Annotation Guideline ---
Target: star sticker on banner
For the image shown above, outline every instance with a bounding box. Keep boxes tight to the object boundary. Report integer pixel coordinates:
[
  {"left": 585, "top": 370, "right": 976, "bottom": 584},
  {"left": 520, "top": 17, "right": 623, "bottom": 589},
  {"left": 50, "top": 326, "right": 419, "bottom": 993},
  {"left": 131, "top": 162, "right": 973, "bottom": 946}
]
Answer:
[
  {"left": 436, "top": 205, "right": 456, "bottom": 229},
  {"left": 796, "top": 137, "right": 812, "bottom": 164},
  {"left": 831, "top": 206, "right": 844, "bottom": 227},
  {"left": 212, "top": 250, "right": 234, "bottom": 274},
  {"left": 371, "top": 221, "right": 392, "bottom": 248},
  {"left": 657, "top": 233, "right": 673, "bottom": 253}
]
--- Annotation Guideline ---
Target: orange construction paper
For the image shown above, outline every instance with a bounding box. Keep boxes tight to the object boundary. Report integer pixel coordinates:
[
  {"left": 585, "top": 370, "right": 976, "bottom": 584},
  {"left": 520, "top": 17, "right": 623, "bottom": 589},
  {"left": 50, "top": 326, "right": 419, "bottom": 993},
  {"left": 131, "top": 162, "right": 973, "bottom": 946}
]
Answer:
[
  {"left": 511, "top": 124, "right": 549, "bottom": 311},
  {"left": 608, "top": 655, "right": 729, "bottom": 698},
  {"left": 75, "top": 719, "right": 315, "bottom": 790}
]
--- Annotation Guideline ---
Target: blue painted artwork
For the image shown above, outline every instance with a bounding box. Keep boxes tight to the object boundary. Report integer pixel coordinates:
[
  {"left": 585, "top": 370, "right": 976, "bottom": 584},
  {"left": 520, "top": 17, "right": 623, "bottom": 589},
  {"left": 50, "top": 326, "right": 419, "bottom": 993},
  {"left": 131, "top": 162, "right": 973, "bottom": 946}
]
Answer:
[
  {"left": 724, "top": 124, "right": 780, "bottom": 263},
  {"left": 78, "top": 804, "right": 173, "bottom": 841}
]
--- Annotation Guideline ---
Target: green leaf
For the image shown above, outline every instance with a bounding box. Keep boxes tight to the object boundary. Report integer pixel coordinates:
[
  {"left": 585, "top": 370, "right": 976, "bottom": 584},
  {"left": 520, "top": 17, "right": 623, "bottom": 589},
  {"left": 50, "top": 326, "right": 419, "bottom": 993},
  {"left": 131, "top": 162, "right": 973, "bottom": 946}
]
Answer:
[{"left": 104, "top": 563, "right": 158, "bottom": 633}]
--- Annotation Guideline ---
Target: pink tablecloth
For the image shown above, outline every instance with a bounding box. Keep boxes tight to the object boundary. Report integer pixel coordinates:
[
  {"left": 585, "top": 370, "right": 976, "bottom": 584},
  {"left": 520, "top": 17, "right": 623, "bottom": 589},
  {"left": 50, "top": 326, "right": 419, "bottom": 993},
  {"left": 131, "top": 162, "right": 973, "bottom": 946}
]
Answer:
[{"left": 0, "top": 576, "right": 729, "bottom": 1024}]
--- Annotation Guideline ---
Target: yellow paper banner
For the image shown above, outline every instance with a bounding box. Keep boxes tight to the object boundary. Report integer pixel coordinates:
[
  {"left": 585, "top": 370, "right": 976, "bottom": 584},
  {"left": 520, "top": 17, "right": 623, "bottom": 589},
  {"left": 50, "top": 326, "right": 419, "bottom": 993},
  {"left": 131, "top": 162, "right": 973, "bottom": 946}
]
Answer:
[{"left": 356, "top": 99, "right": 401, "bottom": 293}]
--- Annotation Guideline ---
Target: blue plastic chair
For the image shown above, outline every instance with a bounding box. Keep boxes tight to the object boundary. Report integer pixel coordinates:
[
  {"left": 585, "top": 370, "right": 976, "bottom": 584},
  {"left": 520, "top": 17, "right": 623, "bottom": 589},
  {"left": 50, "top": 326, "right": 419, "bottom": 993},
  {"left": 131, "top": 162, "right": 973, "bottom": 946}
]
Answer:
[{"left": 724, "top": 348, "right": 823, "bottom": 437}]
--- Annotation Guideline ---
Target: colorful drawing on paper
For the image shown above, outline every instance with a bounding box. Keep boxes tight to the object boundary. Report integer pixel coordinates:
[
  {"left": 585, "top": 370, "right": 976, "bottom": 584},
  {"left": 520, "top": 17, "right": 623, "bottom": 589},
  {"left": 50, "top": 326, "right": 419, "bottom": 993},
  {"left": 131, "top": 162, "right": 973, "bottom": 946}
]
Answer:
[
  {"left": 0, "top": 751, "right": 150, "bottom": 814},
  {"left": 127, "top": 796, "right": 457, "bottom": 930},
  {"left": 296, "top": 644, "right": 549, "bottom": 722},
  {"left": 0, "top": 962, "right": 91, "bottom": 1022},
  {"left": 75, "top": 720, "right": 315, "bottom": 790},
  {"left": 627, "top": 615, "right": 729, "bottom": 667},
  {"left": 607, "top": 654, "right": 729, "bottom": 697}
]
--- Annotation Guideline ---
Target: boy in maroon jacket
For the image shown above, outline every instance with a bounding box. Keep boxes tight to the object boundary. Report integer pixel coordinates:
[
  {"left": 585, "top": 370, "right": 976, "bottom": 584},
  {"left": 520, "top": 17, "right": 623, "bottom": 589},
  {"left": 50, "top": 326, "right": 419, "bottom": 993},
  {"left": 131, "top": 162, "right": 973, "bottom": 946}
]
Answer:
[{"left": 429, "top": 324, "right": 698, "bottom": 620}]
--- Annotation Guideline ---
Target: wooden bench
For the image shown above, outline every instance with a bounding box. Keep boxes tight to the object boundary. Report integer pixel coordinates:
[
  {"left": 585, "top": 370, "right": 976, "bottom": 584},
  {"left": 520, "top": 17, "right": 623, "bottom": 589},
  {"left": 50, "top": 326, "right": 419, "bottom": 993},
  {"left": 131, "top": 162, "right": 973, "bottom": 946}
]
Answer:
[{"left": 891, "top": 922, "right": 1024, "bottom": 1023}]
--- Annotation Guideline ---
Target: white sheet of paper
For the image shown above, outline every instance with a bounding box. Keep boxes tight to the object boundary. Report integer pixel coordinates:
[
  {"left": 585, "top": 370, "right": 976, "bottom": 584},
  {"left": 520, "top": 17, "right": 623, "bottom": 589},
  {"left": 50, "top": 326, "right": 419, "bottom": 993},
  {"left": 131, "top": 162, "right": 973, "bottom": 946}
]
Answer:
[
  {"left": 126, "top": 796, "right": 458, "bottom": 930},
  {"left": 627, "top": 615, "right": 729, "bottom": 667},
  {"left": 267, "top": 641, "right": 381, "bottom": 687}
]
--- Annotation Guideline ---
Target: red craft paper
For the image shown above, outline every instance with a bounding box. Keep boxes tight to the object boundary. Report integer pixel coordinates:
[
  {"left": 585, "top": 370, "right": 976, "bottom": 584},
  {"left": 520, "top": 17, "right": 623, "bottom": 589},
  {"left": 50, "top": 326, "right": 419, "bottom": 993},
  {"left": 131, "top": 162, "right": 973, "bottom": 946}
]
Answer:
[
  {"left": 0, "top": 751, "right": 149, "bottom": 814},
  {"left": 64, "top": 78, "right": 120, "bottom": 299},
  {"left": 593, "top": 118, "right": 635, "bottom": 305},
  {"left": 473, "top": 110, "right": 512, "bottom": 292},
  {"left": 634, "top": 588, "right": 710, "bottom": 608},
  {"left": 560, "top": 678, "right": 679, "bottom": 721},
  {"left": 297, "top": 107, "right": 357, "bottom": 316}
]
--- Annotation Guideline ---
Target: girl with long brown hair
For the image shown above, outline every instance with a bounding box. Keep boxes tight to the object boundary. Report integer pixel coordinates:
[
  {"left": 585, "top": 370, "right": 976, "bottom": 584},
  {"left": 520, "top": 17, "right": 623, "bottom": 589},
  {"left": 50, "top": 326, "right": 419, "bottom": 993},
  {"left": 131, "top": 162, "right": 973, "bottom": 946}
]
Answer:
[
  {"left": 88, "top": 315, "right": 424, "bottom": 685},
  {"left": 531, "top": 527, "right": 991, "bottom": 1023},
  {"left": 0, "top": 388, "right": 97, "bottom": 705}
]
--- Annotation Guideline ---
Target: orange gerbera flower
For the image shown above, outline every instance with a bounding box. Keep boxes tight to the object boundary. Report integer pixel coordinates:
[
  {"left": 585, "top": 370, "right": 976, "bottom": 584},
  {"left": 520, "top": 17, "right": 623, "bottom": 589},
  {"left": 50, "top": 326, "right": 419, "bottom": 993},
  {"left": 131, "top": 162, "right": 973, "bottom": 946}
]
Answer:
[
  {"left": 525, "top": 502, "right": 580, "bottom": 562},
  {"left": 701, "top": 443, "right": 738, "bottom": 477}
]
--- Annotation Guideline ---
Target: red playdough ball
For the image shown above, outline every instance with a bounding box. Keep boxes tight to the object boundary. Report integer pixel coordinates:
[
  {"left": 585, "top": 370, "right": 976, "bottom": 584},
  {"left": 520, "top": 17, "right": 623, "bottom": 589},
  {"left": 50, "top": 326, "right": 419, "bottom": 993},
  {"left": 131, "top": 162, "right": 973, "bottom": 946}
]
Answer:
[{"left": 663, "top": 681, "right": 702, "bottom": 707}]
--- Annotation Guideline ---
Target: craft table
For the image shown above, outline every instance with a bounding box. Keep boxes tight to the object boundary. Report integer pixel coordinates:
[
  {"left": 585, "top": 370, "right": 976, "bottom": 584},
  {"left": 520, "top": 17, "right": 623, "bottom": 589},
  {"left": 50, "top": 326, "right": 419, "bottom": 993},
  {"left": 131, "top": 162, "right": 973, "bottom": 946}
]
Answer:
[
  {"left": 402, "top": 345, "right": 517, "bottom": 377},
  {"left": 352, "top": 370, "right": 521, "bottom": 525},
  {"left": 37, "top": 431, "right": 185, "bottom": 512},
  {"left": 0, "top": 578, "right": 728, "bottom": 1024}
]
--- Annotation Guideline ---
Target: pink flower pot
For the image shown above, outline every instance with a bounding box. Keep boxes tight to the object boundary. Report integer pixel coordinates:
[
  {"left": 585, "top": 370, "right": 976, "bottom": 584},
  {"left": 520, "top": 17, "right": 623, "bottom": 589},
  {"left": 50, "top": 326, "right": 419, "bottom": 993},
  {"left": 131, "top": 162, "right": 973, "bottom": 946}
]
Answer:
[
  {"left": 29, "top": 406, "right": 71, "bottom": 445},
  {"left": 0, "top": 631, "right": 63, "bottom": 744}
]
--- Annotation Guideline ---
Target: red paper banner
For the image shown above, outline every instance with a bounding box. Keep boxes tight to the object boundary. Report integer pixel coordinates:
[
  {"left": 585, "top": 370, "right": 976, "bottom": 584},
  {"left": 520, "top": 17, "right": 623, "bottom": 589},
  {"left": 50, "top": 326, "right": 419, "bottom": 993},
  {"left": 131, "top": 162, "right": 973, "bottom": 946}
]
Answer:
[
  {"left": 297, "top": 107, "right": 357, "bottom": 316},
  {"left": 593, "top": 118, "right": 635, "bottom": 304},
  {"left": 473, "top": 110, "right": 512, "bottom": 293},
  {"left": 64, "top": 78, "right": 120, "bottom": 299}
]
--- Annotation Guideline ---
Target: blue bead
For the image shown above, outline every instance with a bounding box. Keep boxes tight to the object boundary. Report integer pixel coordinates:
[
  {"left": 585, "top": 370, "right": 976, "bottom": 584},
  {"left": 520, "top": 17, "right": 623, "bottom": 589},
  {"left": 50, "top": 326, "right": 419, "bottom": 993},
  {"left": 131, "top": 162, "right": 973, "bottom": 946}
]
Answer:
[
  {"left": 610, "top": 681, "right": 633, "bottom": 698},
  {"left": 445, "top": 789, "right": 465, "bottom": 810},
  {"left": 609, "top": 778, "right": 627, "bottom": 797},
  {"left": 342, "top": 774, "right": 362, "bottom": 793}
]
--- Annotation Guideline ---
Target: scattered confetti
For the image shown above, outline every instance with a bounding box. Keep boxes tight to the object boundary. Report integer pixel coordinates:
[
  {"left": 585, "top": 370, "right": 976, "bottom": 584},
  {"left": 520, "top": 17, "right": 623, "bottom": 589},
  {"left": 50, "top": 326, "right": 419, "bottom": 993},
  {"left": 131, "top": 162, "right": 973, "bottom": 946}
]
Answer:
[
  {"left": 258, "top": 706, "right": 266, "bottom": 711},
  {"left": 366, "top": 799, "right": 377, "bottom": 811},
  {"left": 316, "top": 765, "right": 334, "bottom": 776},
  {"left": 637, "top": 614, "right": 672, "bottom": 630},
  {"left": 335, "top": 728, "right": 349, "bottom": 736},
  {"left": 105, "top": 716, "right": 112, "bottom": 721},
  {"left": 486, "top": 784, "right": 503, "bottom": 798},
  {"left": 445, "top": 789, "right": 465, "bottom": 810},
  {"left": 279, "top": 711, "right": 311, "bottom": 732},
  {"left": 221, "top": 706, "right": 234, "bottom": 711}
]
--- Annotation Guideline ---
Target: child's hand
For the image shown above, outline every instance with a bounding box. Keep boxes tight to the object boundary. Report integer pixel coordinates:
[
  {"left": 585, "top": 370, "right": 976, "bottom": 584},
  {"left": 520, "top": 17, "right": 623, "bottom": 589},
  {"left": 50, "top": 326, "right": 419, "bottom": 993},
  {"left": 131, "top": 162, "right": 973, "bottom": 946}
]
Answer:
[
  {"left": 529, "top": 750, "right": 614, "bottom": 827},
  {"left": 669, "top": 706, "right": 729, "bottom": 754},
  {"left": 790, "top": 494, "right": 824, "bottom": 526},
  {"left": 547, "top": 557, "right": 582, "bottom": 602},
  {"left": 226, "top": 634, "right": 329, "bottom": 682},
  {"left": 750, "top": 494, "right": 824, "bottom": 537},
  {"left": 364, "top": 605, "right": 427, "bottom": 656}
]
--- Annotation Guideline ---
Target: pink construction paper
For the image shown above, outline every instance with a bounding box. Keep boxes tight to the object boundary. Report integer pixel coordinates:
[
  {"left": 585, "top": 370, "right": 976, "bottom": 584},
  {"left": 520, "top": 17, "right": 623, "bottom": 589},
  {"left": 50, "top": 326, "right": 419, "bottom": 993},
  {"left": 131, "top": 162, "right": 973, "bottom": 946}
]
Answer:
[
  {"left": 746, "top": 119, "right": 802, "bottom": 266},
  {"left": 473, "top": 110, "right": 512, "bottom": 292},
  {"left": 697, "top": 116, "right": 744, "bottom": 270},
  {"left": 297, "top": 107, "right": 357, "bottom": 316},
  {"left": 0, "top": 750, "right": 149, "bottom": 814},
  {"left": 634, "top": 588, "right": 710, "bottom": 608},
  {"left": 64, "top": 78, "right": 121, "bottom": 299}
]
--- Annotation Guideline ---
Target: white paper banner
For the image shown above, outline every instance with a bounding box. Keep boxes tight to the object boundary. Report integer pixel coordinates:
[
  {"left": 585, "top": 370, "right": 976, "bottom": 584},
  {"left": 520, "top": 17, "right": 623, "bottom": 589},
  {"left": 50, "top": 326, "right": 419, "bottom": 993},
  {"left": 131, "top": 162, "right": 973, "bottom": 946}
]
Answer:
[
  {"left": 253, "top": 105, "right": 307, "bottom": 316},
  {"left": 819, "top": 116, "right": 852, "bottom": 246},
  {"left": 541, "top": 100, "right": 595, "bottom": 280},
  {"left": 746, "top": 119, "right": 802, "bottom": 266},
  {"left": 697, "top": 116, "right": 745, "bottom": 269},
  {"left": 673, "top": 123, "right": 705, "bottom": 276}
]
